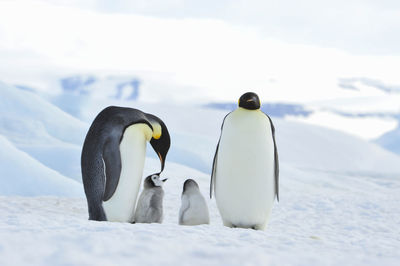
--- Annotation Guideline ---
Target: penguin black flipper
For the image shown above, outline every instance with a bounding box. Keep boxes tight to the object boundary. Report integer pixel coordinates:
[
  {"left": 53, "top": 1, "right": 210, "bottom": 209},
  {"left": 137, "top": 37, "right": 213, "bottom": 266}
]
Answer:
[
  {"left": 266, "top": 114, "right": 279, "bottom": 201},
  {"left": 102, "top": 138, "right": 122, "bottom": 201},
  {"left": 210, "top": 141, "right": 219, "bottom": 199},
  {"left": 210, "top": 113, "right": 231, "bottom": 198}
]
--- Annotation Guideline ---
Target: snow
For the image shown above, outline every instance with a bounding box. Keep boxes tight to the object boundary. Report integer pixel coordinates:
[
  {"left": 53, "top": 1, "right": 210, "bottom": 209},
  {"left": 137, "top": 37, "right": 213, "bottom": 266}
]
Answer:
[
  {"left": 0, "top": 134, "right": 82, "bottom": 197},
  {"left": 275, "top": 117, "right": 400, "bottom": 173},
  {"left": 0, "top": 82, "right": 87, "bottom": 145},
  {"left": 376, "top": 124, "right": 400, "bottom": 155},
  {"left": 0, "top": 158, "right": 399, "bottom": 265},
  {"left": 0, "top": 82, "right": 87, "bottom": 181},
  {"left": 287, "top": 110, "right": 398, "bottom": 140}
]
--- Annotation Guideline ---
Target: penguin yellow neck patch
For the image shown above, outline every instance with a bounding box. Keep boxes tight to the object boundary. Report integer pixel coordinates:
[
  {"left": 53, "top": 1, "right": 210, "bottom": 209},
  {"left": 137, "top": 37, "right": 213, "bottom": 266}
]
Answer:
[{"left": 151, "top": 123, "right": 162, "bottom": 139}]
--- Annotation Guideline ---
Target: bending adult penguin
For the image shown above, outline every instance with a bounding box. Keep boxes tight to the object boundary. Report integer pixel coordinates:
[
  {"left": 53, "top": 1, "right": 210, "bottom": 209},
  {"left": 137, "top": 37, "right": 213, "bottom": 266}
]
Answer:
[
  {"left": 210, "top": 92, "right": 279, "bottom": 230},
  {"left": 81, "top": 106, "right": 170, "bottom": 222},
  {"left": 134, "top": 174, "right": 166, "bottom": 224}
]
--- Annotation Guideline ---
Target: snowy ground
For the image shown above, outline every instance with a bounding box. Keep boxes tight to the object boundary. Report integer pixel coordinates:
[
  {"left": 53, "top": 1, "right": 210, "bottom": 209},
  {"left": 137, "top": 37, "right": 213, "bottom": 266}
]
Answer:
[{"left": 1, "top": 158, "right": 400, "bottom": 266}]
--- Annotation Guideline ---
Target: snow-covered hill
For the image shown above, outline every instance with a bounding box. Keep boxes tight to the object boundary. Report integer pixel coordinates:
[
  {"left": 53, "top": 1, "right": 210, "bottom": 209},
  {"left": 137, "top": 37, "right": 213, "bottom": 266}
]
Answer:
[
  {"left": 376, "top": 118, "right": 400, "bottom": 155},
  {"left": 0, "top": 82, "right": 87, "bottom": 145},
  {"left": 0, "top": 135, "right": 82, "bottom": 196},
  {"left": 0, "top": 82, "right": 87, "bottom": 181}
]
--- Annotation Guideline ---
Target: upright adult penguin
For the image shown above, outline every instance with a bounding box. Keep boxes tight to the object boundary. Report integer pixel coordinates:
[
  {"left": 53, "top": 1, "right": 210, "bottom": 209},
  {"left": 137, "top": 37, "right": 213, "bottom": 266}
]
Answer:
[
  {"left": 210, "top": 92, "right": 279, "bottom": 230},
  {"left": 81, "top": 106, "right": 170, "bottom": 222}
]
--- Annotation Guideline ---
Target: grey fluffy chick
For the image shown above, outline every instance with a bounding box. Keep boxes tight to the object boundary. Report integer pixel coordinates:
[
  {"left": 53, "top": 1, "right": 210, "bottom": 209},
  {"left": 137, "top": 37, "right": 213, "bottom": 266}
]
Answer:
[
  {"left": 134, "top": 174, "right": 166, "bottom": 223},
  {"left": 179, "top": 179, "right": 210, "bottom": 225}
]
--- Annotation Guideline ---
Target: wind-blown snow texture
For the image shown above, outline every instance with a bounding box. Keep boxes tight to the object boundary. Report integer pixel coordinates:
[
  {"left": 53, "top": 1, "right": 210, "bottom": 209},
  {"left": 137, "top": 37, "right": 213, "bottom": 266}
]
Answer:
[{"left": 1, "top": 82, "right": 400, "bottom": 265}]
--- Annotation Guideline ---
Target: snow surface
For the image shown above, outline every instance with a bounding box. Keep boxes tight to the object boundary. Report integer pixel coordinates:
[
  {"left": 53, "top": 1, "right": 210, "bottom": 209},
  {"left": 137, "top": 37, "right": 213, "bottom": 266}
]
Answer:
[
  {"left": 1, "top": 83, "right": 400, "bottom": 265},
  {"left": 1, "top": 158, "right": 399, "bottom": 265}
]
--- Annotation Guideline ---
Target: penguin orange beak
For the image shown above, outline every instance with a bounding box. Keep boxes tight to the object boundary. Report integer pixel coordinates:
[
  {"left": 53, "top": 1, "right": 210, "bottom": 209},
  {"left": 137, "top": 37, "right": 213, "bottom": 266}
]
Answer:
[{"left": 157, "top": 152, "right": 165, "bottom": 171}]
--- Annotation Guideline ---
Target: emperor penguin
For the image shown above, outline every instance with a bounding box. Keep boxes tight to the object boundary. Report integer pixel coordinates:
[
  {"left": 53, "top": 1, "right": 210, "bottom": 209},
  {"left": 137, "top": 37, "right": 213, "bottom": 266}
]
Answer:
[
  {"left": 179, "top": 179, "right": 210, "bottom": 226},
  {"left": 134, "top": 174, "right": 166, "bottom": 223},
  {"left": 210, "top": 92, "right": 279, "bottom": 230},
  {"left": 81, "top": 106, "right": 170, "bottom": 222}
]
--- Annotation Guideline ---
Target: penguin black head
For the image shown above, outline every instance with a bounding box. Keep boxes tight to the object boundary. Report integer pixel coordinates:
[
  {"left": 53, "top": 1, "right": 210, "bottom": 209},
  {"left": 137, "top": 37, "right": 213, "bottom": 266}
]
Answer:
[
  {"left": 182, "top": 179, "right": 199, "bottom": 193},
  {"left": 148, "top": 117, "right": 171, "bottom": 172},
  {"left": 238, "top": 92, "right": 261, "bottom": 110},
  {"left": 144, "top": 174, "right": 167, "bottom": 189}
]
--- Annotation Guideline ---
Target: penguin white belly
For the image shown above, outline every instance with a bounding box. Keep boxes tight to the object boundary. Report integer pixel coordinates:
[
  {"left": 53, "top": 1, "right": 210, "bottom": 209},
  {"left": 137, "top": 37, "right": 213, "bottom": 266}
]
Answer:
[
  {"left": 215, "top": 109, "right": 275, "bottom": 228},
  {"left": 103, "top": 123, "right": 152, "bottom": 222}
]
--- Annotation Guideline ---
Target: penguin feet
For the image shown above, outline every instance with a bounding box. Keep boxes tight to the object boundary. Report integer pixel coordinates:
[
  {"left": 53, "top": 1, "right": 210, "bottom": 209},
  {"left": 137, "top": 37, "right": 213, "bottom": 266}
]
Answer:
[
  {"left": 223, "top": 220, "right": 234, "bottom": 228},
  {"left": 226, "top": 222, "right": 263, "bottom": 230},
  {"left": 253, "top": 224, "right": 266, "bottom": 231},
  {"left": 239, "top": 225, "right": 260, "bottom": 230},
  {"left": 223, "top": 220, "right": 265, "bottom": 230}
]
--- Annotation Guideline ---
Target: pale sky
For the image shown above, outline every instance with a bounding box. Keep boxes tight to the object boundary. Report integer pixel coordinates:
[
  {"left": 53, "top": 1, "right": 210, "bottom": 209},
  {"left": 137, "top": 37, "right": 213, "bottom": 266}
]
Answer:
[{"left": 38, "top": 0, "right": 400, "bottom": 55}]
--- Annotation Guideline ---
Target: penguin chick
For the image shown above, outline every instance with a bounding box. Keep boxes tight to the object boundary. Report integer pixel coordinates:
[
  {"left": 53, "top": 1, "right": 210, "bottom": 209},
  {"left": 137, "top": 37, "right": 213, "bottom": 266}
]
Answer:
[
  {"left": 134, "top": 174, "right": 166, "bottom": 223},
  {"left": 179, "top": 179, "right": 210, "bottom": 225}
]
